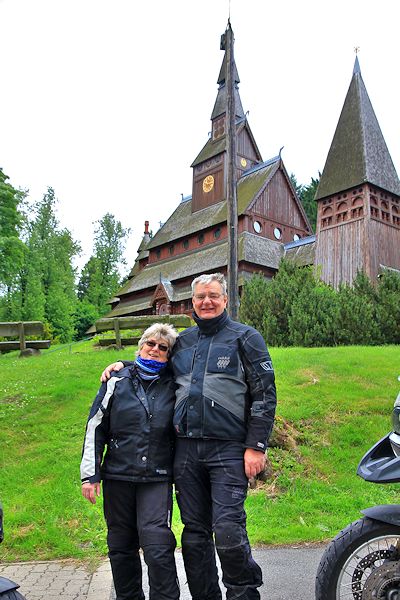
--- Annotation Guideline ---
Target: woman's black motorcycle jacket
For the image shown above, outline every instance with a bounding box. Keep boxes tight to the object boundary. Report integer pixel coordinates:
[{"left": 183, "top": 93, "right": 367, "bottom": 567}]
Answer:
[{"left": 80, "top": 365, "right": 176, "bottom": 484}]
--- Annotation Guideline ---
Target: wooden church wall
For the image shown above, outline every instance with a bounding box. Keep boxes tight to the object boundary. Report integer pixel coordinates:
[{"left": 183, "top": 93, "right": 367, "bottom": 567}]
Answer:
[
  {"left": 251, "top": 170, "right": 306, "bottom": 230},
  {"left": 367, "top": 219, "right": 400, "bottom": 281},
  {"left": 315, "top": 219, "right": 366, "bottom": 288},
  {"left": 192, "top": 154, "right": 225, "bottom": 212},
  {"left": 237, "top": 128, "right": 260, "bottom": 163}
]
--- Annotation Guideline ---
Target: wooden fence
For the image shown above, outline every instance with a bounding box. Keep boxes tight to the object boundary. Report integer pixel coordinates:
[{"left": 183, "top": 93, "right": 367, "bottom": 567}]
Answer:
[
  {"left": 95, "top": 314, "right": 192, "bottom": 349},
  {"left": 0, "top": 321, "right": 51, "bottom": 353}
]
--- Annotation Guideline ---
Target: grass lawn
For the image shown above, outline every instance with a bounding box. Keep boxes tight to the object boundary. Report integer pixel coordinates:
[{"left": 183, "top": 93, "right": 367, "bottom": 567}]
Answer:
[{"left": 0, "top": 341, "right": 398, "bottom": 562}]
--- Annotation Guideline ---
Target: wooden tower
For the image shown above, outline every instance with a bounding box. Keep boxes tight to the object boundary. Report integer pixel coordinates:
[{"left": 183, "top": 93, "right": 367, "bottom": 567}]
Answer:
[{"left": 315, "top": 57, "right": 400, "bottom": 287}]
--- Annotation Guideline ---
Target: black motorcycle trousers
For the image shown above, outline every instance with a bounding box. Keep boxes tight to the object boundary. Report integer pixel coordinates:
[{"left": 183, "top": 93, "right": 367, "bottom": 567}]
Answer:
[
  {"left": 174, "top": 438, "right": 263, "bottom": 600},
  {"left": 102, "top": 479, "right": 179, "bottom": 600}
]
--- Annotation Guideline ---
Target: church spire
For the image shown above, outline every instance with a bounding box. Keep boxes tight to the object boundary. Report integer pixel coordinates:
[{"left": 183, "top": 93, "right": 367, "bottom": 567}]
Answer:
[
  {"left": 211, "top": 35, "right": 245, "bottom": 124},
  {"left": 316, "top": 56, "right": 400, "bottom": 200}
]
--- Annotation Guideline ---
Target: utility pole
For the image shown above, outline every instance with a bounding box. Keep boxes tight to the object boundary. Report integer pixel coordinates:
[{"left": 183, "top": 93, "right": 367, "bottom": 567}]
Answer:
[{"left": 224, "top": 21, "right": 239, "bottom": 320}]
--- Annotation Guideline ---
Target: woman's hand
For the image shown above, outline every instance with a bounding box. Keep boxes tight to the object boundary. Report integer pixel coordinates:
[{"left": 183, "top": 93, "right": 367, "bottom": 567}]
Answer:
[
  {"left": 82, "top": 482, "right": 101, "bottom": 504},
  {"left": 100, "top": 362, "right": 124, "bottom": 382}
]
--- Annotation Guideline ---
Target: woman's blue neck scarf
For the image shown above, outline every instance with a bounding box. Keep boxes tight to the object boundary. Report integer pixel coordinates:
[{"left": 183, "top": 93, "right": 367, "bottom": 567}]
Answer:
[{"left": 135, "top": 356, "right": 166, "bottom": 380}]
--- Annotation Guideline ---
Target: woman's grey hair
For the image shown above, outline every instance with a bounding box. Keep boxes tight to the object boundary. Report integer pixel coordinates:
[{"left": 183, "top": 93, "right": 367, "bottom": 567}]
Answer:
[
  {"left": 191, "top": 273, "right": 227, "bottom": 296},
  {"left": 137, "top": 323, "right": 178, "bottom": 357}
]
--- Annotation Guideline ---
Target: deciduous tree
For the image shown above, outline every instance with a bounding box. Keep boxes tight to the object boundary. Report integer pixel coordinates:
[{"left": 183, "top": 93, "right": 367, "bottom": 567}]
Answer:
[{"left": 78, "top": 213, "right": 129, "bottom": 316}]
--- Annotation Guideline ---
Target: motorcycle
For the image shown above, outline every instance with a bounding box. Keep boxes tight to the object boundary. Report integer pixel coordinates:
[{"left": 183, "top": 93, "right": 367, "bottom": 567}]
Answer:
[
  {"left": 0, "top": 504, "right": 27, "bottom": 600},
  {"left": 315, "top": 377, "right": 400, "bottom": 600}
]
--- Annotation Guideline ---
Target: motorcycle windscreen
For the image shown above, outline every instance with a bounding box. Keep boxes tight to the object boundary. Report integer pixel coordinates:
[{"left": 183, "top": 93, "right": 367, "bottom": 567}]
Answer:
[{"left": 357, "top": 433, "right": 400, "bottom": 483}]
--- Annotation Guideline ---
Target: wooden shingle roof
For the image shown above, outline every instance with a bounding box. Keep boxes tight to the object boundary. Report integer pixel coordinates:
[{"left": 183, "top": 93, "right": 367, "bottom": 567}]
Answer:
[
  {"left": 316, "top": 57, "right": 400, "bottom": 200},
  {"left": 117, "top": 231, "right": 283, "bottom": 298},
  {"left": 284, "top": 235, "right": 316, "bottom": 266},
  {"left": 147, "top": 157, "right": 280, "bottom": 249}
]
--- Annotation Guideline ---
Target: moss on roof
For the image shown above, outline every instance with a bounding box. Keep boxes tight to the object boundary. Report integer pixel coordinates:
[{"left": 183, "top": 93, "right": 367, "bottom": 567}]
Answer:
[
  {"left": 237, "top": 160, "right": 279, "bottom": 213},
  {"left": 104, "top": 297, "right": 153, "bottom": 317},
  {"left": 146, "top": 199, "right": 227, "bottom": 250},
  {"left": 316, "top": 59, "right": 400, "bottom": 200},
  {"left": 117, "top": 232, "right": 283, "bottom": 299},
  {"left": 191, "top": 138, "right": 226, "bottom": 168},
  {"left": 284, "top": 239, "right": 315, "bottom": 266},
  {"left": 147, "top": 158, "right": 280, "bottom": 250}
]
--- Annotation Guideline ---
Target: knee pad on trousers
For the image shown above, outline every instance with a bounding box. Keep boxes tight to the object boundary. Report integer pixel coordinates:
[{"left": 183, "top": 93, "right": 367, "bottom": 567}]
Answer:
[
  {"left": 140, "top": 527, "right": 176, "bottom": 549},
  {"left": 182, "top": 527, "right": 212, "bottom": 546},
  {"left": 215, "top": 522, "right": 262, "bottom": 588},
  {"left": 214, "top": 521, "right": 243, "bottom": 549}
]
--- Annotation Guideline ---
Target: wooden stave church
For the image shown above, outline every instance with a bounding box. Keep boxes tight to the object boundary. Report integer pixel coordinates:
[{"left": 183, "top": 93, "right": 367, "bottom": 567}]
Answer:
[{"left": 106, "top": 30, "right": 400, "bottom": 319}]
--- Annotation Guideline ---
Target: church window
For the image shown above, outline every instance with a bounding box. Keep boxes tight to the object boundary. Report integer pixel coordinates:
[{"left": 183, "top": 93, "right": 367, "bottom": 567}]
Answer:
[
  {"left": 198, "top": 233, "right": 205, "bottom": 244},
  {"left": 293, "top": 234, "right": 300, "bottom": 241},
  {"left": 336, "top": 212, "right": 348, "bottom": 223},
  {"left": 351, "top": 207, "right": 363, "bottom": 219},
  {"left": 214, "top": 227, "right": 222, "bottom": 239},
  {"left": 156, "top": 249, "right": 161, "bottom": 258},
  {"left": 182, "top": 239, "right": 189, "bottom": 250},
  {"left": 253, "top": 221, "right": 262, "bottom": 233},
  {"left": 351, "top": 197, "right": 363, "bottom": 219},
  {"left": 169, "top": 245, "right": 175, "bottom": 255},
  {"left": 273, "top": 227, "right": 282, "bottom": 240},
  {"left": 370, "top": 206, "right": 379, "bottom": 218}
]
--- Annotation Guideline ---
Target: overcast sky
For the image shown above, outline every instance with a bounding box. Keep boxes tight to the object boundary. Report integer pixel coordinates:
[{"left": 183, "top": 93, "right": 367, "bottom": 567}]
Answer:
[{"left": 1, "top": 0, "right": 399, "bottom": 274}]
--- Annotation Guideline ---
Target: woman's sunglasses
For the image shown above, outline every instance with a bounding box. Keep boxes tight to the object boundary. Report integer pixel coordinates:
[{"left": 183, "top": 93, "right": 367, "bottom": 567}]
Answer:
[{"left": 145, "top": 340, "right": 169, "bottom": 353}]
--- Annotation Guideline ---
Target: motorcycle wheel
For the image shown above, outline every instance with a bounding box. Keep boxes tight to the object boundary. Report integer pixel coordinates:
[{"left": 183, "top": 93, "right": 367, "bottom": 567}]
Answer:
[{"left": 315, "top": 516, "right": 400, "bottom": 600}]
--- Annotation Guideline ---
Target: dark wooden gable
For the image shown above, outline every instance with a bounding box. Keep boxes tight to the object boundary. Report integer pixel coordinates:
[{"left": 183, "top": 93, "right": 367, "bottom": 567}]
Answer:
[
  {"left": 236, "top": 121, "right": 262, "bottom": 176},
  {"left": 243, "top": 160, "right": 312, "bottom": 243}
]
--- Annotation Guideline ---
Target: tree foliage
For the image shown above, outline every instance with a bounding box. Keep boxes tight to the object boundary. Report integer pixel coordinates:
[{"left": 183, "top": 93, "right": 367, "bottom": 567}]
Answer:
[
  {"left": 0, "top": 169, "right": 27, "bottom": 315},
  {"left": 290, "top": 173, "right": 320, "bottom": 232},
  {"left": 240, "top": 261, "right": 400, "bottom": 347},
  {"left": 78, "top": 213, "right": 129, "bottom": 316},
  {"left": 21, "top": 188, "right": 80, "bottom": 342},
  {"left": 0, "top": 164, "right": 134, "bottom": 342}
]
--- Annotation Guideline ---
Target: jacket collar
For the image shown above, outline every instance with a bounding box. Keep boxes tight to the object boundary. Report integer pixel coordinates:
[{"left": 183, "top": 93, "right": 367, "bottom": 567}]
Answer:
[{"left": 193, "top": 309, "right": 229, "bottom": 336}]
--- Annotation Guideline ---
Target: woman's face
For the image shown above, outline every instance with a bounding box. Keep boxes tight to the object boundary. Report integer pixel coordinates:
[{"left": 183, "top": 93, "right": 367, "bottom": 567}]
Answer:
[{"left": 139, "top": 337, "right": 169, "bottom": 363}]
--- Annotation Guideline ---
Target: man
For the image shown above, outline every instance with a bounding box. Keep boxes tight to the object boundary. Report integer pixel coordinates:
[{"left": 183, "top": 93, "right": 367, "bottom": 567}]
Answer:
[{"left": 102, "top": 273, "right": 277, "bottom": 600}]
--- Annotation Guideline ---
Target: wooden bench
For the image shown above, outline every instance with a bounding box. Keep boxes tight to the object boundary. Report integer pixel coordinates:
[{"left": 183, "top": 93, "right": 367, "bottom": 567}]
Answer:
[
  {"left": 0, "top": 321, "right": 51, "bottom": 353},
  {"left": 95, "top": 315, "right": 193, "bottom": 350}
]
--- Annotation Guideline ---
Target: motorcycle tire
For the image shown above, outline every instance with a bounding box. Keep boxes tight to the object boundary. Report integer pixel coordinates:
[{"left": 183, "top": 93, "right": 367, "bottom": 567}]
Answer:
[
  {"left": 315, "top": 516, "right": 400, "bottom": 600},
  {"left": 0, "top": 591, "right": 26, "bottom": 600}
]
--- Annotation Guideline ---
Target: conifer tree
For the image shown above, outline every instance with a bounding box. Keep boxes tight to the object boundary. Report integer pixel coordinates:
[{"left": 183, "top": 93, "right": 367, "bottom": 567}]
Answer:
[
  {"left": 0, "top": 169, "right": 26, "bottom": 319},
  {"left": 78, "top": 213, "right": 129, "bottom": 317},
  {"left": 22, "top": 188, "right": 80, "bottom": 342}
]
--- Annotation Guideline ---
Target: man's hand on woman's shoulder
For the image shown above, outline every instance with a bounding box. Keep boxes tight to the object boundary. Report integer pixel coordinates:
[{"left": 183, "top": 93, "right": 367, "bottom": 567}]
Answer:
[{"left": 100, "top": 361, "right": 124, "bottom": 382}]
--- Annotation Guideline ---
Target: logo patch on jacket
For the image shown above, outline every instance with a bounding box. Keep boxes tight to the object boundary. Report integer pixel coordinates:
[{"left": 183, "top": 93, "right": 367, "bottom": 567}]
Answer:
[
  {"left": 260, "top": 361, "right": 273, "bottom": 371},
  {"left": 217, "top": 356, "right": 231, "bottom": 369}
]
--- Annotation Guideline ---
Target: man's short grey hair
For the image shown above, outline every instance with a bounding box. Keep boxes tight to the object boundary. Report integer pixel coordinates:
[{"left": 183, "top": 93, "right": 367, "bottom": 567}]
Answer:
[
  {"left": 137, "top": 323, "right": 178, "bottom": 357},
  {"left": 191, "top": 273, "right": 227, "bottom": 296}
]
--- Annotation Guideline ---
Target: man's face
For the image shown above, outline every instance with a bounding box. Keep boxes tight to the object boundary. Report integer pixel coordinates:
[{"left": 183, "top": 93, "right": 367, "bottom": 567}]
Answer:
[{"left": 192, "top": 281, "right": 228, "bottom": 319}]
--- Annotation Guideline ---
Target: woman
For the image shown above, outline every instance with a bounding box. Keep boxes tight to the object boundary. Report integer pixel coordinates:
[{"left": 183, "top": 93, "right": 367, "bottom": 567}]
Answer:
[{"left": 81, "top": 323, "right": 179, "bottom": 600}]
